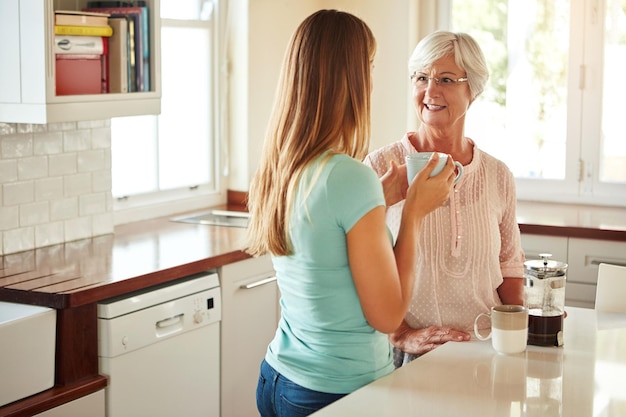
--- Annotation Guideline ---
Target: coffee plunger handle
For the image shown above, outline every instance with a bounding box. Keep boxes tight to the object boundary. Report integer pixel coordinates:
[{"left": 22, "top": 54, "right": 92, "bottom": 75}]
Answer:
[{"left": 538, "top": 253, "right": 552, "bottom": 268}]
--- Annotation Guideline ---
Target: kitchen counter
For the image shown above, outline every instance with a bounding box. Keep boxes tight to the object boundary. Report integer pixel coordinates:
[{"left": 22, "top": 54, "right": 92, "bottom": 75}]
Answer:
[
  {"left": 0, "top": 208, "right": 251, "bottom": 417},
  {"left": 0, "top": 214, "right": 250, "bottom": 309},
  {"left": 312, "top": 307, "right": 626, "bottom": 417},
  {"left": 516, "top": 201, "right": 626, "bottom": 241},
  {"left": 0, "top": 200, "right": 624, "bottom": 416}
]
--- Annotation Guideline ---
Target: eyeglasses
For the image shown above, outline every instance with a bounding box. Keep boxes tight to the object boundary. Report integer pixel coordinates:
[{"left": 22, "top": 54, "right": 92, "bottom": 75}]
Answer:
[{"left": 410, "top": 73, "right": 468, "bottom": 88}]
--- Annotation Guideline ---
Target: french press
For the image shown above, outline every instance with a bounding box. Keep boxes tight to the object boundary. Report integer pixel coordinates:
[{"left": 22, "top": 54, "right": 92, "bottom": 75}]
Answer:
[{"left": 524, "top": 253, "right": 567, "bottom": 347}]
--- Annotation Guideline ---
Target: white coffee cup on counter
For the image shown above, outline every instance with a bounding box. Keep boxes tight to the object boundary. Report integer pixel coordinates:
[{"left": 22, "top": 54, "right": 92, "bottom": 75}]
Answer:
[
  {"left": 406, "top": 152, "right": 464, "bottom": 185},
  {"left": 474, "top": 305, "right": 529, "bottom": 355}
]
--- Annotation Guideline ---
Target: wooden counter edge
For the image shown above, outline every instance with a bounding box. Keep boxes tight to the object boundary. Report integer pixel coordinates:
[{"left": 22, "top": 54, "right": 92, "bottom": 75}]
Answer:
[
  {"left": 64, "top": 250, "right": 252, "bottom": 307},
  {"left": 0, "top": 375, "right": 107, "bottom": 417},
  {"left": 519, "top": 224, "right": 626, "bottom": 242},
  {"left": 0, "top": 251, "right": 252, "bottom": 310}
]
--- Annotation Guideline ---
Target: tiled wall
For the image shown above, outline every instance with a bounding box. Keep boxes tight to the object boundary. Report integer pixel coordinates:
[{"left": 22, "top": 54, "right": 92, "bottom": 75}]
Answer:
[{"left": 0, "top": 121, "right": 113, "bottom": 255}]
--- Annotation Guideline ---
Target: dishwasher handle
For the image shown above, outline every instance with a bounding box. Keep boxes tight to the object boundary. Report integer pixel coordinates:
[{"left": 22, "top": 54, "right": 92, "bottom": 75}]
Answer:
[
  {"left": 155, "top": 313, "right": 184, "bottom": 337},
  {"left": 240, "top": 276, "right": 277, "bottom": 290}
]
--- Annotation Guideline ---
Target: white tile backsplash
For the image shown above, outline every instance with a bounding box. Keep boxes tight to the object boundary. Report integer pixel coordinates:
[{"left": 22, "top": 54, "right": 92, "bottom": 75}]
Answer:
[
  {"left": 0, "top": 206, "right": 18, "bottom": 230},
  {"left": 64, "top": 216, "right": 92, "bottom": 242},
  {"left": 19, "top": 201, "right": 50, "bottom": 226},
  {"left": 0, "top": 123, "right": 16, "bottom": 136},
  {"left": 79, "top": 193, "right": 106, "bottom": 216},
  {"left": 33, "top": 131, "right": 63, "bottom": 155},
  {"left": 1, "top": 134, "right": 33, "bottom": 158},
  {"left": 63, "top": 129, "right": 92, "bottom": 152},
  {"left": 49, "top": 153, "right": 77, "bottom": 176},
  {"left": 92, "top": 170, "right": 111, "bottom": 193},
  {"left": 77, "top": 149, "right": 106, "bottom": 173},
  {"left": 0, "top": 159, "right": 17, "bottom": 182},
  {"left": 17, "top": 156, "right": 48, "bottom": 180},
  {"left": 35, "top": 221, "right": 65, "bottom": 248},
  {"left": 35, "top": 177, "right": 64, "bottom": 201},
  {"left": 3, "top": 227, "right": 35, "bottom": 254},
  {"left": 92, "top": 212, "right": 114, "bottom": 236},
  {"left": 3, "top": 181, "right": 34, "bottom": 206},
  {"left": 64, "top": 172, "right": 92, "bottom": 197},
  {"left": 50, "top": 197, "right": 79, "bottom": 221},
  {"left": 0, "top": 121, "right": 113, "bottom": 255},
  {"left": 91, "top": 127, "right": 111, "bottom": 149}
]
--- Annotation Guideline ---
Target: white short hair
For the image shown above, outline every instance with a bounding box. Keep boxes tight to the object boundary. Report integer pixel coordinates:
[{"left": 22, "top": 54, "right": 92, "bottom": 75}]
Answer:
[{"left": 408, "top": 31, "right": 489, "bottom": 100}]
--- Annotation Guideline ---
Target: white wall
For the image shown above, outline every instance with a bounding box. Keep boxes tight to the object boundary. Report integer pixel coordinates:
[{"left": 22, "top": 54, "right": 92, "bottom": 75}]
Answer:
[
  {"left": 227, "top": 0, "right": 420, "bottom": 192},
  {"left": 226, "top": 0, "right": 319, "bottom": 192}
]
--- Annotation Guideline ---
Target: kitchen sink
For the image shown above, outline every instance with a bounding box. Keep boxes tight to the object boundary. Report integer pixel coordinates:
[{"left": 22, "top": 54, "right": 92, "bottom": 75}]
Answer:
[{"left": 171, "top": 209, "right": 250, "bottom": 228}]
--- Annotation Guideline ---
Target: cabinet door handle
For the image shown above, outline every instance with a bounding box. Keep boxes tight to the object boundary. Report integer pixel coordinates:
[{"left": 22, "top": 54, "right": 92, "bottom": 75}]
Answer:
[
  {"left": 590, "top": 259, "right": 626, "bottom": 267},
  {"left": 240, "top": 276, "right": 277, "bottom": 289}
]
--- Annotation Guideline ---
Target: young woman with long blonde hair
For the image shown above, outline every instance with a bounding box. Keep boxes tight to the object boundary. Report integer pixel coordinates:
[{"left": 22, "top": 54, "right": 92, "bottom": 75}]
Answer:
[{"left": 247, "top": 10, "right": 456, "bottom": 417}]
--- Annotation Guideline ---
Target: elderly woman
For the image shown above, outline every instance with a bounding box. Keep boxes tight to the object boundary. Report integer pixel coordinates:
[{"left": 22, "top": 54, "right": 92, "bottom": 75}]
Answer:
[{"left": 364, "top": 31, "right": 525, "bottom": 367}]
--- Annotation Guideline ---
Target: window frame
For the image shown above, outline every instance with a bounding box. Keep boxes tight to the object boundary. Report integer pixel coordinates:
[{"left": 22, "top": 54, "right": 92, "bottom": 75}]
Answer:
[
  {"left": 439, "top": 0, "right": 626, "bottom": 207},
  {"left": 112, "top": 1, "right": 227, "bottom": 225}
]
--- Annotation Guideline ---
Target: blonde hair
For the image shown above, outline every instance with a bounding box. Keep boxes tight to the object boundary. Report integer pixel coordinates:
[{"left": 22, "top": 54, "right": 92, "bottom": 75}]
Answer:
[
  {"left": 408, "top": 31, "right": 489, "bottom": 100},
  {"left": 246, "top": 9, "right": 376, "bottom": 257}
]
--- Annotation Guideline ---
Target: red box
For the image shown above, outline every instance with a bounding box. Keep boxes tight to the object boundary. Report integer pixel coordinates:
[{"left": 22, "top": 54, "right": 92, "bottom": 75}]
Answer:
[{"left": 55, "top": 54, "right": 103, "bottom": 95}]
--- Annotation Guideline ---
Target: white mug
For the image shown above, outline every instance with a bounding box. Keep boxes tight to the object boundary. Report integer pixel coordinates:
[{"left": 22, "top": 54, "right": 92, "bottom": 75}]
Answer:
[
  {"left": 474, "top": 305, "right": 528, "bottom": 354},
  {"left": 406, "top": 152, "right": 463, "bottom": 185}
]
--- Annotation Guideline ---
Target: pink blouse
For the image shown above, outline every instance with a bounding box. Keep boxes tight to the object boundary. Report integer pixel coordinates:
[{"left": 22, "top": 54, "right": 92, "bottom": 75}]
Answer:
[{"left": 364, "top": 133, "right": 525, "bottom": 331}]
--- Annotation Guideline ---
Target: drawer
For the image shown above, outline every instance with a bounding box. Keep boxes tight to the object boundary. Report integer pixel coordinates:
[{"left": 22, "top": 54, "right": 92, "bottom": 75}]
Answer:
[
  {"left": 520, "top": 234, "right": 568, "bottom": 263},
  {"left": 567, "top": 238, "right": 626, "bottom": 285}
]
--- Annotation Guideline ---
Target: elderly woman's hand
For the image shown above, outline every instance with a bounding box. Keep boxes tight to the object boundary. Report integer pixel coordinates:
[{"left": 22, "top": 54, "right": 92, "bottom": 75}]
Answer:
[
  {"left": 389, "top": 320, "right": 471, "bottom": 356},
  {"left": 380, "top": 160, "right": 408, "bottom": 208}
]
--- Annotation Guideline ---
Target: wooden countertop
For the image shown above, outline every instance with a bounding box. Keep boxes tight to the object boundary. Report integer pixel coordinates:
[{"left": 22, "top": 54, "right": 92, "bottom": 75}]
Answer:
[
  {"left": 517, "top": 201, "right": 626, "bottom": 241},
  {"left": 516, "top": 201, "right": 626, "bottom": 241},
  {"left": 0, "top": 213, "right": 251, "bottom": 310}
]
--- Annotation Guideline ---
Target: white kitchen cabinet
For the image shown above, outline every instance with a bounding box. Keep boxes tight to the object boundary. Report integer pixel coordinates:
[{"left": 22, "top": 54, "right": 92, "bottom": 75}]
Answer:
[
  {"left": 566, "top": 238, "right": 626, "bottom": 308},
  {"left": 33, "top": 390, "right": 105, "bottom": 417},
  {"left": 567, "top": 238, "right": 626, "bottom": 283},
  {"left": 520, "top": 234, "right": 569, "bottom": 264},
  {"left": 0, "top": 0, "right": 160, "bottom": 124},
  {"left": 219, "top": 255, "right": 278, "bottom": 417},
  {"left": 521, "top": 234, "right": 626, "bottom": 309}
]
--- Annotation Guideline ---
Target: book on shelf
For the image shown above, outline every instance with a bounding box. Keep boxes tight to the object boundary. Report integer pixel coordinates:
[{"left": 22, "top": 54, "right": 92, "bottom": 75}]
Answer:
[
  {"left": 101, "top": 35, "right": 110, "bottom": 93},
  {"left": 55, "top": 10, "right": 110, "bottom": 26},
  {"left": 138, "top": 3, "right": 150, "bottom": 91},
  {"left": 108, "top": 17, "right": 129, "bottom": 93},
  {"left": 56, "top": 54, "right": 104, "bottom": 96},
  {"left": 83, "top": 4, "right": 149, "bottom": 92},
  {"left": 54, "top": 35, "right": 106, "bottom": 54},
  {"left": 54, "top": 24, "right": 113, "bottom": 37},
  {"left": 102, "top": 14, "right": 137, "bottom": 92}
]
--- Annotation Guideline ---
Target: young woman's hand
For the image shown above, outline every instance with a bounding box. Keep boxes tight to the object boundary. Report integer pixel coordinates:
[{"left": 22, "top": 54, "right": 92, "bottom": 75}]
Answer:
[
  {"left": 403, "top": 153, "right": 456, "bottom": 220},
  {"left": 380, "top": 160, "right": 408, "bottom": 207}
]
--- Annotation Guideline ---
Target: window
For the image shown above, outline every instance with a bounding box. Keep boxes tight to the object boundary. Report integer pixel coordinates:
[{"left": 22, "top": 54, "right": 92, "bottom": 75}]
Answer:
[
  {"left": 444, "top": 0, "right": 626, "bottom": 206},
  {"left": 111, "top": 0, "right": 223, "bottom": 222}
]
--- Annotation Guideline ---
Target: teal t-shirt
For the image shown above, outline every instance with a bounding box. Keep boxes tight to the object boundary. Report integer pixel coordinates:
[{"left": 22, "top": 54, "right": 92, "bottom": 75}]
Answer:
[{"left": 265, "top": 153, "right": 394, "bottom": 394}]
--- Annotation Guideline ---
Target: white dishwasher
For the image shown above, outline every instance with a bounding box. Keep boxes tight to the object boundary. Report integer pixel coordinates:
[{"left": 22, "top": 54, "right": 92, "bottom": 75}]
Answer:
[{"left": 98, "top": 271, "right": 221, "bottom": 417}]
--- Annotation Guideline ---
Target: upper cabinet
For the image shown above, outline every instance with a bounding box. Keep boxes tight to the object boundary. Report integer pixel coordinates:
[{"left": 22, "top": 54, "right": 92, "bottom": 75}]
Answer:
[{"left": 0, "top": 0, "right": 161, "bottom": 124}]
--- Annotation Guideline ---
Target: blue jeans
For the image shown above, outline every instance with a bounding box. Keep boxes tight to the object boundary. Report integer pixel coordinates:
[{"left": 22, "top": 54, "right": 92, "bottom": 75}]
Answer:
[{"left": 256, "top": 359, "right": 346, "bottom": 417}]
